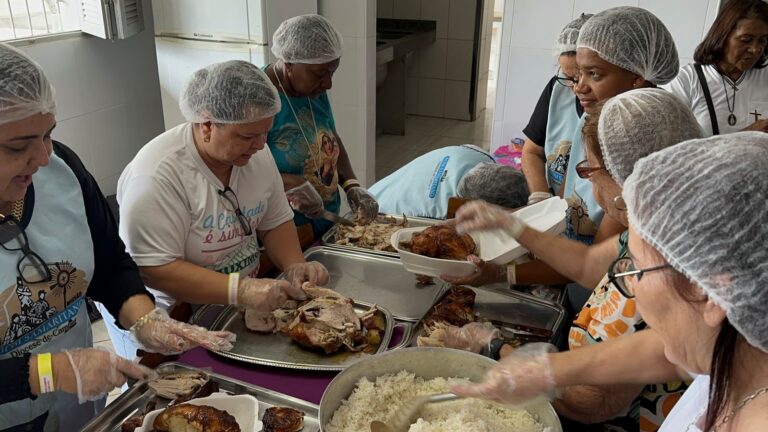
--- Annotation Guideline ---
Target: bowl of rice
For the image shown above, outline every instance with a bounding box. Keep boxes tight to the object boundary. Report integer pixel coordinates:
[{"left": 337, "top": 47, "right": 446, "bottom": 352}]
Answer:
[{"left": 319, "top": 347, "right": 561, "bottom": 432}]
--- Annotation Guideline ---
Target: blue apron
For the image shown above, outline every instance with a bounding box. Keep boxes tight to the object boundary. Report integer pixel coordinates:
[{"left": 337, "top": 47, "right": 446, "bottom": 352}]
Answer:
[{"left": 544, "top": 83, "right": 581, "bottom": 196}]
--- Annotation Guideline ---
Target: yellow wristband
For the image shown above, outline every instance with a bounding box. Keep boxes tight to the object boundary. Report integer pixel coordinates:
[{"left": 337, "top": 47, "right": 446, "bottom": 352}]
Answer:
[
  {"left": 37, "top": 352, "right": 54, "bottom": 394},
  {"left": 341, "top": 179, "right": 360, "bottom": 191},
  {"left": 228, "top": 272, "right": 240, "bottom": 306}
]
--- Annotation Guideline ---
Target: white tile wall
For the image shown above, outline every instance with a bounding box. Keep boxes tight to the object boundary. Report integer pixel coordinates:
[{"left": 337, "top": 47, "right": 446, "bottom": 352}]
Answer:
[
  {"left": 445, "top": 39, "right": 473, "bottom": 81},
  {"left": 509, "top": 0, "right": 575, "bottom": 49},
  {"left": 418, "top": 38, "right": 447, "bottom": 79},
  {"left": 406, "top": 76, "right": 419, "bottom": 112},
  {"left": 444, "top": 80, "right": 471, "bottom": 120},
  {"left": 377, "top": 0, "right": 394, "bottom": 19},
  {"left": 573, "top": 0, "right": 638, "bottom": 14},
  {"left": 421, "top": 0, "right": 450, "bottom": 39},
  {"left": 641, "top": 0, "right": 710, "bottom": 58},
  {"left": 418, "top": 78, "right": 446, "bottom": 117},
  {"left": 393, "top": 0, "right": 422, "bottom": 20},
  {"left": 448, "top": 0, "right": 477, "bottom": 40},
  {"left": 321, "top": 0, "right": 367, "bottom": 38}
]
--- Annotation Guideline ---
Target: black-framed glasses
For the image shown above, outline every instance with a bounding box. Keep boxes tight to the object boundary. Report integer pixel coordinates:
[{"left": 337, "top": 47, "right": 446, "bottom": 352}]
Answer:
[
  {"left": 607, "top": 256, "right": 672, "bottom": 298},
  {"left": 0, "top": 214, "right": 52, "bottom": 284},
  {"left": 217, "top": 187, "right": 253, "bottom": 237},
  {"left": 555, "top": 67, "right": 579, "bottom": 88},
  {"left": 575, "top": 159, "right": 607, "bottom": 179}
]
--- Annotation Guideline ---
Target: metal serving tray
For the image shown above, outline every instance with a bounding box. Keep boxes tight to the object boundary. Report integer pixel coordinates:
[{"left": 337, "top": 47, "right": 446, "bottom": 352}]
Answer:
[
  {"left": 302, "top": 246, "right": 443, "bottom": 322},
  {"left": 320, "top": 213, "right": 438, "bottom": 258},
  {"left": 81, "top": 362, "right": 320, "bottom": 432},
  {"left": 205, "top": 300, "right": 408, "bottom": 371}
]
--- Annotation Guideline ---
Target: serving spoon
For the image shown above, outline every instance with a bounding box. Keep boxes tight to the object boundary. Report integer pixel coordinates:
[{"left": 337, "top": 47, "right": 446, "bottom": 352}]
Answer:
[{"left": 369, "top": 392, "right": 460, "bottom": 432}]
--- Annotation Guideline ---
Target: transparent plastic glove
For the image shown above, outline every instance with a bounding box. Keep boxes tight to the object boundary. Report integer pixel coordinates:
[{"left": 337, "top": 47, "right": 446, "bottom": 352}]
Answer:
[
  {"left": 286, "top": 181, "right": 325, "bottom": 218},
  {"left": 61, "top": 348, "right": 155, "bottom": 404},
  {"left": 451, "top": 343, "right": 558, "bottom": 407},
  {"left": 131, "top": 308, "right": 236, "bottom": 355},
  {"left": 455, "top": 200, "right": 526, "bottom": 239},
  {"left": 434, "top": 322, "right": 501, "bottom": 353},
  {"left": 285, "top": 261, "right": 330, "bottom": 289},
  {"left": 527, "top": 191, "right": 553, "bottom": 205},
  {"left": 346, "top": 186, "right": 379, "bottom": 224},
  {"left": 441, "top": 255, "right": 506, "bottom": 286},
  {"left": 236, "top": 277, "right": 307, "bottom": 312}
]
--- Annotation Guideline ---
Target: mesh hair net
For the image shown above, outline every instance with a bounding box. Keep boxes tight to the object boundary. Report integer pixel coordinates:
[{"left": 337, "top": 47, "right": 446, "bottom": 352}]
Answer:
[
  {"left": 597, "top": 88, "right": 703, "bottom": 186},
  {"left": 577, "top": 6, "right": 679, "bottom": 85},
  {"left": 0, "top": 43, "right": 55, "bottom": 126},
  {"left": 272, "top": 14, "right": 343, "bottom": 64},
  {"left": 457, "top": 163, "right": 529, "bottom": 209},
  {"left": 623, "top": 132, "right": 768, "bottom": 352},
  {"left": 179, "top": 60, "right": 281, "bottom": 124},
  {"left": 556, "top": 13, "right": 593, "bottom": 54}
]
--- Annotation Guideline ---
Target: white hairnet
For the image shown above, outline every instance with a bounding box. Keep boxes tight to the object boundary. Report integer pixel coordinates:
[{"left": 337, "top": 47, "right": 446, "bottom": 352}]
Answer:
[
  {"left": 577, "top": 6, "right": 679, "bottom": 85},
  {"left": 623, "top": 132, "right": 768, "bottom": 352},
  {"left": 0, "top": 43, "right": 55, "bottom": 126},
  {"left": 457, "top": 163, "right": 529, "bottom": 209},
  {"left": 556, "top": 13, "right": 593, "bottom": 54},
  {"left": 179, "top": 60, "right": 280, "bottom": 124},
  {"left": 272, "top": 14, "right": 343, "bottom": 64},
  {"left": 597, "top": 88, "right": 703, "bottom": 186}
]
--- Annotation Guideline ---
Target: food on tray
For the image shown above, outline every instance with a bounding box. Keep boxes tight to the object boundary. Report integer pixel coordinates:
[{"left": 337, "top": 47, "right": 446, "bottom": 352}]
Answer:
[
  {"left": 324, "top": 371, "right": 545, "bottom": 432},
  {"left": 152, "top": 403, "right": 241, "bottom": 432},
  {"left": 243, "top": 283, "right": 386, "bottom": 355},
  {"left": 335, "top": 215, "right": 408, "bottom": 251},
  {"left": 422, "top": 286, "right": 476, "bottom": 330},
  {"left": 121, "top": 400, "right": 156, "bottom": 432},
  {"left": 262, "top": 407, "right": 305, "bottom": 432},
  {"left": 148, "top": 371, "right": 212, "bottom": 400},
  {"left": 399, "top": 225, "right": 476, "bottom": 261}
]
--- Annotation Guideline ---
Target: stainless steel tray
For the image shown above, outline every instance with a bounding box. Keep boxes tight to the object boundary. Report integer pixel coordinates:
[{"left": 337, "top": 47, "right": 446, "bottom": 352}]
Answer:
[
  {"left": 205, "top": 300, "right": 410, "bottom": 371},
  {"left": 302, "top": 246, "right": 444, "bottom": 321},
  {"left": 82, "top": 362, "right": 320, "bottom": 432},
  {"left": 320, "top": 213, "right": 438, "bottom": 258}
]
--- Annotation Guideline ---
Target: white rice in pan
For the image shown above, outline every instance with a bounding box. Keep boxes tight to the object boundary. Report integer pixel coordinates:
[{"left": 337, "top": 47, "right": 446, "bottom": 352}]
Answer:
[{"left": 325, "top": 371, "right": 545, "bottom": 432}]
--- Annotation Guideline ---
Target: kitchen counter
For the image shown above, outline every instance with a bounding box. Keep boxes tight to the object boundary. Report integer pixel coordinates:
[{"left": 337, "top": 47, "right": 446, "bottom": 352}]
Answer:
[{"left": 376, "top": 19, "right": 436, "bottom": 65}]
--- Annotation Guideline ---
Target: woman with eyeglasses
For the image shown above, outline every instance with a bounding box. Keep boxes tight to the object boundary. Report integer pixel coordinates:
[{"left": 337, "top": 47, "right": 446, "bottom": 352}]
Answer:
[
  {"left": 109, "top": 60, "right": 330, "bottom": 361},
  {"left": 521, "top": 13, "right": 592, "bottom": 206},
  {"left": 451, "top": 131, "right": 768, "bottom": 432},
  {"left": 265, "top": 15, "right": 379, "bottom": 240},
  {"left": 445, "top": 88, "right": 702, "bottom": 431},
  {"left": 0, "top": 44, "right": 236, "bottom": 430}
]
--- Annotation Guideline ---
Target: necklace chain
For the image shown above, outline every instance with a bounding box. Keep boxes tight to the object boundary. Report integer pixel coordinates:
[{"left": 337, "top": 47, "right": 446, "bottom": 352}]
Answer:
[
  {"left": 11, "top": 198, "right": 24, "bottom": 220},
  {"left": 712, "top": 385, "right": 768, "bottom": 431},
  {"left": 718, "top": 69, "right": 739, "bottom": 126},
  {"left": 273, "top": 63, "right": 323, "bottom": 178}
]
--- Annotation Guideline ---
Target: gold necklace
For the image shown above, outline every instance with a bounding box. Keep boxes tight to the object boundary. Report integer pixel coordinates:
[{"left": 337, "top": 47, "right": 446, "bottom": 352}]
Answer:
[
  {"left": 11, "top": 198, "right": 24, "bottom": 220},
  {"left": 713, "top": 385, "right": 768, "bottom": 431}
]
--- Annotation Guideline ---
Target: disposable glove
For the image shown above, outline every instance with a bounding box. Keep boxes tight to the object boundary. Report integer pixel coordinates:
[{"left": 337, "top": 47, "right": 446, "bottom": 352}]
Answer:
[
  {"left": 60, "top": 348, "right": 154, "bottom": 403},
  {"left": 455, "top": 201, "right": 526, "bottom": 239},
  {"left": 286, "top": 181, "right": 325, "bottom": 218},
  {"left": 346, "top": 186, "right": 379, "bottom": 224},
  {"left": 236, "top": 277, "right": 306, "bottom": 312},
  {"left": 451, "top": 343, "right": 558, "bottom": 407},
  {"left": 441, "top": 255, "right": 507, "bottom": 286},
  {"left": 131, "top": 308, "right": 236, "bottom": 355},
  {"left": 285, "top": 261, "right": 330, "bottom": 289},
  {"left": 428, "top": 322, "right": 501, "bottom": 353},
  {"left": 527, "top": 191, "right": 553, "bottom": 205}
]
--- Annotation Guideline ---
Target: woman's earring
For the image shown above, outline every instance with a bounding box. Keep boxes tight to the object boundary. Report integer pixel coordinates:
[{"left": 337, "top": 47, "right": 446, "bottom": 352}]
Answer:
[
  {"left": 613, "top": 196, "right": 627, "bottom": 211},
  {"left": 204, "top": 136, "right": 210, "bottom": 143}
]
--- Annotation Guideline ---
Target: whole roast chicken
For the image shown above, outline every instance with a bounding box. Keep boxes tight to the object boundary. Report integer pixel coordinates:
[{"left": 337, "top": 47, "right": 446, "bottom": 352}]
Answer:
[
  {"left": 399, "top": 225, "right": 476, "bottom": 260},
  {"left": 152, "top": 404, "right": 240, "bottom": 432}
]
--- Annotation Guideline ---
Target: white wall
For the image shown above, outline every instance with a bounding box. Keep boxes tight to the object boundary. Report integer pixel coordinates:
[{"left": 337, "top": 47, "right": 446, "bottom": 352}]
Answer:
[
  {"left": 15, "top": 0, "right": 164, "bottom": 196},
  {"left": 319, "top": 0, "right": 378, "bottom": 186},
  {"left": 491, "top": 0, "right": 721, "bottom": 151}
]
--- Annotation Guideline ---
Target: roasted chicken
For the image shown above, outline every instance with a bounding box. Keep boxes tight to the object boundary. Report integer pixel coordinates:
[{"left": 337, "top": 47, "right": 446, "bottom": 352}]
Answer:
[
  {"left": 399, "top": 225, "right": 476, "bottom": 261},
  {"left": 262, "top": 407, "right": 305, "bottom": 432},
  {"left": 335, "top": 215, "right": 408, "bottom": 251},
  {"left": 419, "top": 286, "right": 478, "bottom": 347},
  {"left": 152, "top": 404, "right": 240, "bottom": 432}
]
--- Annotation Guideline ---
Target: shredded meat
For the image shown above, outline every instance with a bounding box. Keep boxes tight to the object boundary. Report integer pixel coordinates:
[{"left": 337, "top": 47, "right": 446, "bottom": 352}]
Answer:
[
  {"left": 262, "top": 407, "right": 305, "bottom": 432},
  {"left": 335, "top": 215, "right": 408, "bottom": 251},
  {"left": 148, "top": 372, "right": 210, "bottom": 400},
  {"left": 399, "top": 225, "right": 476, "bottom": 261},
  {"left": 152, "top": 404, "right": 240, "bottom": 432},
  {"left": 420, "top": 286, "right": 478, "bottom": 340}
]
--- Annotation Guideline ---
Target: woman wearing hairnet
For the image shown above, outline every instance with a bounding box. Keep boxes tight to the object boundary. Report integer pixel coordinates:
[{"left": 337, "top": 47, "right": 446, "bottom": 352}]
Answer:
[
  {"left": 111, "top": 60, "right": 329, "bottom": 361},
  {"left": 444, "top": 89, "right": 701, "bottom": 431},
  {"left": 522, "top": 13, "right": 592, "bottom": 205},
  {"left": 449, "top": 131, "right": 768, "bottom": 432},
  {"left": 0, "top": 43, "right": 236, "bottom": 430},
  {"left": 664, "top": 0, "right": 768, "bottom": 136},
  {"left": 265, "top": 14, "right": 379, "bottom": 239}
]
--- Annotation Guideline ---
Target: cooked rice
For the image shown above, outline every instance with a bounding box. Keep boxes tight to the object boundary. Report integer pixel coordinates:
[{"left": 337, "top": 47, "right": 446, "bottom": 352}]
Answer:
[{"left": 325, "top": 371, "right": 545, "bottom": 432}]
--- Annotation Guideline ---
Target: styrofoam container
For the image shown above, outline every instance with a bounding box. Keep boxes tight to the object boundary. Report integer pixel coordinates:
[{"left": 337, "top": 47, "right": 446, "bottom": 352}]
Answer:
[
  {"left": 391, "top": 197, "right": 568, "bottom": 278},
  {"left": 137, "top": 393, "right": 261, "bottom": 432}
]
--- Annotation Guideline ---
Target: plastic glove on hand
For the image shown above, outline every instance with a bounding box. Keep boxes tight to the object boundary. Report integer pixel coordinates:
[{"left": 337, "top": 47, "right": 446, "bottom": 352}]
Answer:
[
  {"left": 441, "top": 255, "right": 506, "bottom": 287},
  {"left": 61, "top": 348, "right": 155, "bottom": 404},
  {"left": 285, "top": 261, "right": 330, "bottom": 289},
  {"left": 346, "top": 186, "right": 379, "bottom": 224},
  {"left": 439, "top": 322, "right": 501, "bottom": 353},
  {"left": 455, "top": 201, "right": 526, "bottom": 239},
  {"left": 286, "top": 181, "right": 325, "bottom": 218},
  {"left": 131, "top": 308, "right": 236, "bottom": 355},
  {"left": 451, "top": 343, "right": 558, "bottom": 407},
  {"left": 237, "top": 277, "right": 307, "bottom": 312}
]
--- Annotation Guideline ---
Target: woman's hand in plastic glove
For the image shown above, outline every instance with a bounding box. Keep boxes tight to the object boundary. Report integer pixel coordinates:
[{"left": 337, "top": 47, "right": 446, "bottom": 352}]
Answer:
[
  {"left": 433, "top": 322, "right": 501, "bottom": 353},
  {"left": 285, "top": 261, "right": 330, "bottom": 289},
  {"left": 346, "top": 186, "right": 379, "bottom": 224},
  {"left": 527, "top": 191, "right": 553, "bottom": 205},
  {"left": 237, "top": 277, "right": 307, "bottom": 312},
  {"left": 451, "top": 343, "right": 558, "bottom": 407},
  {"left": 441, "top": 255, "right": 507, "bottom": 286},
  {"left": 130, "top": 308, "right": 236, "bottom": 355},
  {"left": 55, "top": 348, "right": 155, "bottom": 403},
  {"left": 286, "top": 181, "right": 325, "bottom": 218},
  {"left": 455, "top": 201, "right": 526, "bottom": 239}
]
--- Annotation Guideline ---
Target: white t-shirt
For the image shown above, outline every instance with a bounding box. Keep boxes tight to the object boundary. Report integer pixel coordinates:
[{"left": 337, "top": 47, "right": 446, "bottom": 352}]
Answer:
[
  {"left": 117, "top": 123, "right": 294, "bottom": 309},
  {"left": 659, "top": 374, "right": 709, "bottom": 432},
  {"left": 663, "top": 63, "right": 768, "bottom": 136}
]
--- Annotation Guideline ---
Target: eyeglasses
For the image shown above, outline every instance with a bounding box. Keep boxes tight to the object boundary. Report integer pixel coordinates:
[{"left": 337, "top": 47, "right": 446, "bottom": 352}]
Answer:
[
  {"left": 0, "top": 214, "right": 52, "bottom": 284},
  {"left": 555, "top": 67, "right": 579, "bottom": 88},
  {"left": 217, "top": 187, "right": 253, "bottom": 237},
  {"left": 607, "top": 256, "right": 672, "bottom": 298},
  {"left": 575, "top": 160, "right": 607, "bottom": 179}
]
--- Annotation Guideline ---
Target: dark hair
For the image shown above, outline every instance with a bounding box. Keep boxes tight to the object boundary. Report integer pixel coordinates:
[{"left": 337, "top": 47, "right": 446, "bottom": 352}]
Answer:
[
  {"left": 560, "top": 52, "right": 576, "bottom": 57},
  {"left": 694, "top": 0, "right": 768, "bottom": 68},
  {"left": 581, "top": 100, "right": 607, "bottom": 165}
]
